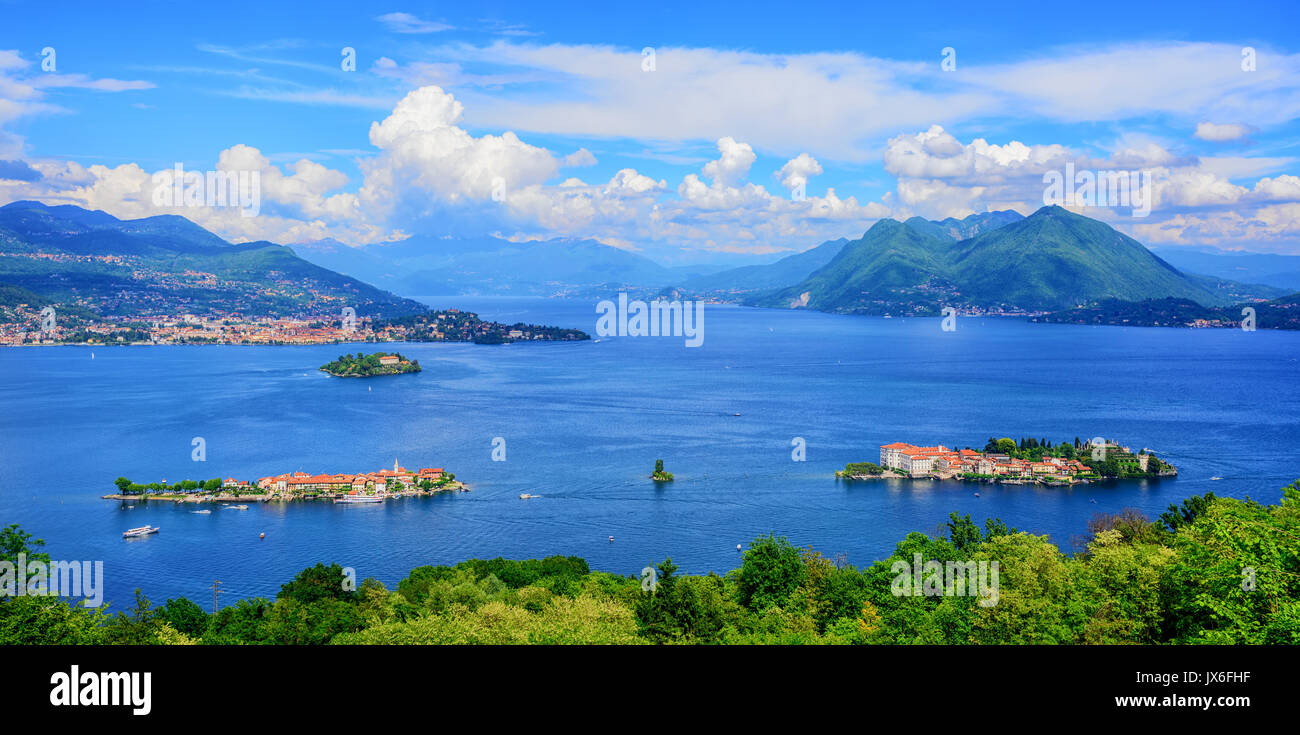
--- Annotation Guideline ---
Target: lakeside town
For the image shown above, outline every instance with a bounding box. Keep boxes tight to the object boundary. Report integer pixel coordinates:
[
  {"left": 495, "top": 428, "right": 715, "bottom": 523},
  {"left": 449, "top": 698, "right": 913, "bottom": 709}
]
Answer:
[
  {"left": 102, "top": 460, "right": 463, "bottom": 503},
  {"left": 1, "top": 305, "right": 589, "bottom": 346},
  {"left": 838, "top": 438, "right": 1177, "bottom": 485}
]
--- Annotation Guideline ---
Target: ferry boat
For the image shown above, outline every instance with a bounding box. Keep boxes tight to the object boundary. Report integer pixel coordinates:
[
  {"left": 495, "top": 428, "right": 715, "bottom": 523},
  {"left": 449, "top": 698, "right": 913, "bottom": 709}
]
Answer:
[
  {"left": 334, "top": 494, "right": 384, "bottom": 504},
  {"left": 123, "top": 526, "right": 159, "bottom": 538}
]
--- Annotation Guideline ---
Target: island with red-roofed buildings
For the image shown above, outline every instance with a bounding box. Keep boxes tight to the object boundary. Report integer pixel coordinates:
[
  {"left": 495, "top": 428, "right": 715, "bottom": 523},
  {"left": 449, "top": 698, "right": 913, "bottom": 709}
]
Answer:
[
  {"left": 101, "top": 459, "right": 462, "bottom": 503},
  {"left": 838, "top": 437, "right": 1176, "bottom": 485}
]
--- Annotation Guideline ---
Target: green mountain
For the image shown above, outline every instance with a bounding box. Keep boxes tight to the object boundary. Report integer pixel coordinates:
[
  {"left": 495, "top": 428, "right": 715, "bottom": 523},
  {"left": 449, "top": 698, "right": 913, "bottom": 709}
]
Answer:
[
  {"left": 755, "top": 219, "right": 959, "bottom": 313},
  {"left": 0, "top": 200, "right": 426, "bottom": 320},
  {"left": 756, "top": 206, "right": 1223, "bottom": 314},
  {"left": 684, "top": 211, "right": 1023, "bottom": 297},
  {"left": 947, "top": 206, "right": 1216, "bottom": 310}
]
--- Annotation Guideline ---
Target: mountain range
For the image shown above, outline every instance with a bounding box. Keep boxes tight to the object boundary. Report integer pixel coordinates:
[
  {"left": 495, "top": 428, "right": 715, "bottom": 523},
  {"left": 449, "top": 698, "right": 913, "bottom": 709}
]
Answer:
[
  {"left": 752, "top": 206, "right": 1266, "bottom": 314},
  {"left": 290, "top": 234, "right": 718, "bottom": 298},
  {"left": 2, "top": 199, "right": 1294, "bottom": 327},
  {"left": 1151, "top": 247, "right": 1300, "bottom": 292},
  {"left": 0, "top": 201, "right": 425, "bottom": 320}
]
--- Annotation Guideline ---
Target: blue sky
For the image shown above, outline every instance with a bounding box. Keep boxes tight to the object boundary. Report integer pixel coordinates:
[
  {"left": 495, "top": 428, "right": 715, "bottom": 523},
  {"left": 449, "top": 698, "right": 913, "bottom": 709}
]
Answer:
[{"left": 2, "top": 0, "right": 1299, "bottom": 263}]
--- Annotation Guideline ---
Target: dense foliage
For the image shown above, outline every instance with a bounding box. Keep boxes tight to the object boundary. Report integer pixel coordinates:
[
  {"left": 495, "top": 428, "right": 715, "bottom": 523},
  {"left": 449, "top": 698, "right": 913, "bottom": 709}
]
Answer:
[
  {"left": 320, "top": 352, "right": 421, "bottom": 377},
  {"left": 840, "top": 462, "right": 884, "bottom": 477},
  {"left": 3, "top": 484, "right": 1297, "bottom": 645}
]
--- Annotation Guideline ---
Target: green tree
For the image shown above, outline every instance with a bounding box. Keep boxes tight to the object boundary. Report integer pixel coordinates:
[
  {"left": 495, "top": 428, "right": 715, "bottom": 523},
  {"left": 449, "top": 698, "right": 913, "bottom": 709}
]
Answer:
[
  {"left": 278, "top": 563, "right": 358, "bottom": 605},
  {"left": 0, "top": 524, "right": 50, "bottom": 566},
  {"left": 734, "top": 533, "right": 806, "bottom": 612},
  {"left": 160, "top": 597, "right": 209, "bottom": 637},
  {"left": 946, "top": 512, "right": 982, "bottom": 552},
  {"left": 1158, "top": 492, "right": 1216, "bottom": 533},
  {"left": 1163, "top": 496, "right": 1300, "bottom": 643}
]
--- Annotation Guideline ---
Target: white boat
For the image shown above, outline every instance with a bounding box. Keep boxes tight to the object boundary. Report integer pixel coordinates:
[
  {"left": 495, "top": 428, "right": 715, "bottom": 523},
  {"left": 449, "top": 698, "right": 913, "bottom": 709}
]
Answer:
[
  {"left": 192, "top": 509, "right": 211, "bottom": 514},
  {"left": 123, "top": 525, "right": 159, "bottom": 538},
  {"left": 335, "top": 494, "right": 384, "bottom": 504},
  {"left": 520, "top": 493, "right": 536, "bottom": 499},
  {"left": 226, "top": 504, "right": 249, "bottom": 510},
  {"left": 1210, "top": 476, "right": 1223, "bottom": 481}
]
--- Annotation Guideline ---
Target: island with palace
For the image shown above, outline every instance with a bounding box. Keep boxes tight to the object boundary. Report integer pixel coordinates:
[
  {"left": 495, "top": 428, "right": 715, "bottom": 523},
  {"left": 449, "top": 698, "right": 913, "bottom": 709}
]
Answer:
[{"left": 838, "top": 437, "right": 1176, "bottom": 485}]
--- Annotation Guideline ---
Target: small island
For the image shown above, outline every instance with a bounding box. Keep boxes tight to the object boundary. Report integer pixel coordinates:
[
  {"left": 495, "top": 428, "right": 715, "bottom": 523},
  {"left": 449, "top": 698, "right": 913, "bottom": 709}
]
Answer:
[
  {"left": 840, "top": 437, "right": 1177, "bottom": 485},
  {"left": 320, "top": 351, "right": 421, "bottom": 377},
  {"left": 651, "top": 459, "right": 674, "bottom": 482},
  {"left": 101, "top": 460, "right": 463, "bottom": 503}
]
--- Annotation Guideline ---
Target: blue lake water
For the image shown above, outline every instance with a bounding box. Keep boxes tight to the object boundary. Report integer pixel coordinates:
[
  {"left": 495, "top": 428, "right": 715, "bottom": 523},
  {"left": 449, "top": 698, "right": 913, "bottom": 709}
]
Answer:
[{"left": 2, "top": 297, "right": 1298, "bottom": 609}]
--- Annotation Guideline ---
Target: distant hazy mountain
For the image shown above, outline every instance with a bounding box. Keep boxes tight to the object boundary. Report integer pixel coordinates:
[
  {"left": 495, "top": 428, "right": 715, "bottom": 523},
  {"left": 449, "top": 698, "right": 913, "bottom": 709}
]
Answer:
[
  {"left": 1151, "top": 247, "right": 1300, "bottom": 292},
  {"left": 681, "top": 237, "right": 849, "bottom": 292},
  {"left": 0, "top": 201, "right": 425, "bottom": 319},
  {"left": 755, "top": 206, "right": 1224, "bottom": 314},
  {"left": 290, "top": 234, "right": 717, "bottom": 298},
  {"left": 1182, "top": 273, "right": 1289, "bottom": 302}
]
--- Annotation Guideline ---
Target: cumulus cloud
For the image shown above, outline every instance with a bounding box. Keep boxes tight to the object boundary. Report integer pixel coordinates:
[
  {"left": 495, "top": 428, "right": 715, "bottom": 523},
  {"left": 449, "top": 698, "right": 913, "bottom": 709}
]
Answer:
[
  {"left": 885, "top": 125, "right": 1073, "bottom": 182},
  {"left": 360, "top": 85, "right": 558, "bottom": 222},
  {"left": 701, "top": 137, "right": 756, "bottom": 186},
  {"left": 776, "top": 153, "right": 822, "bottom": 193}
]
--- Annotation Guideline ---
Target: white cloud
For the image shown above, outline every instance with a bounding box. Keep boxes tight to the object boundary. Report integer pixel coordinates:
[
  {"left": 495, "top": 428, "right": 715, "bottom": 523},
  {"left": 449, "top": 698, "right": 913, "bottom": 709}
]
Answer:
[
  {"left": 702, "top": 137, "right": 756, "bottom": 186},
  {"left": 562, "top": 148, "right": 597, "bottom": 167},
  {"left": 1194, "top": 122, "right": 1254, "bottom": 142},
  {"left": 884, "top": 125, "right": 1073, "bottom": 182},
  {"left": 359, "top": 85, "right": 559, "bottom": 232},
  {"left": 376, "top": 12, "right": 454, "bottom": 34},
  {"left": 776, "top": 153, "right": 822, "bottom": 192},
  {"left": 28, "top": 74, "right": 154, "bottom": 92},
  {"left": 404, "top": 40, "right": 1300, "bottom": 165}
]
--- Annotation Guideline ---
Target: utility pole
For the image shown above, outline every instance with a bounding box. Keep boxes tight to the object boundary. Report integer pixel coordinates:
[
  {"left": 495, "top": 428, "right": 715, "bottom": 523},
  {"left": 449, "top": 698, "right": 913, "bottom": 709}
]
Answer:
[{"left": 210, "top": 580, "right": 222, "bottom": 614}]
